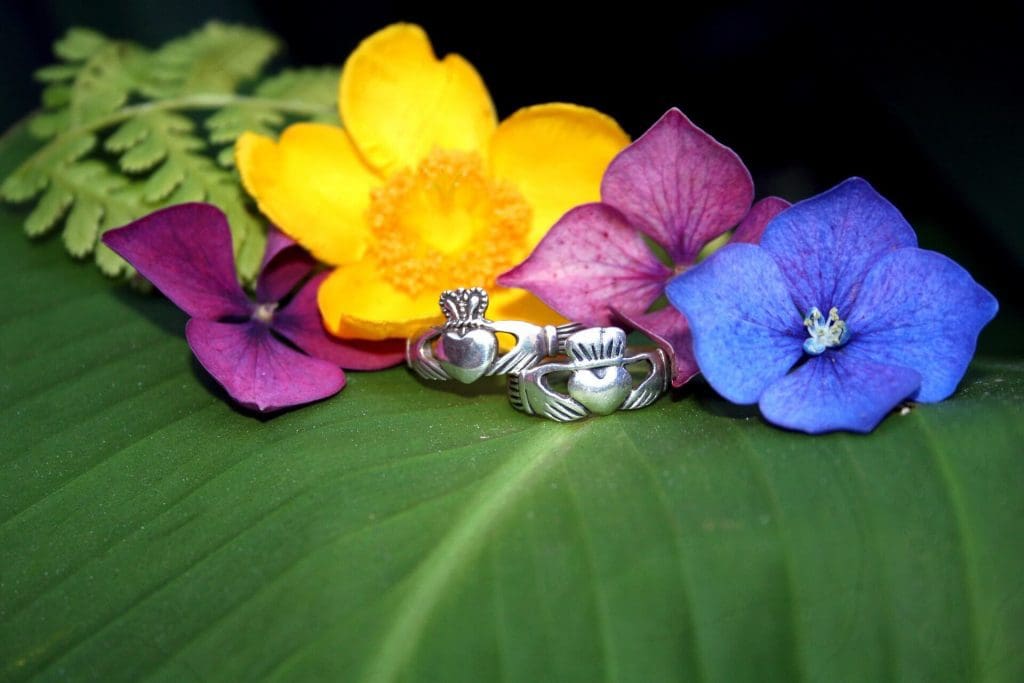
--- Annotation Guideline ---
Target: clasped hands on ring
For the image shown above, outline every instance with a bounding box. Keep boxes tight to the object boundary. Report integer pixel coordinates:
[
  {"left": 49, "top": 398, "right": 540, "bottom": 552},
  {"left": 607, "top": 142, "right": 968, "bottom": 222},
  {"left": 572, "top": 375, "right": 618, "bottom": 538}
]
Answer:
[
  {"left": 408, "top": 287, "right": 583, "bottom": 382},
  {"left": 407, "top": 287, "right": 668, "bottom": 420}
]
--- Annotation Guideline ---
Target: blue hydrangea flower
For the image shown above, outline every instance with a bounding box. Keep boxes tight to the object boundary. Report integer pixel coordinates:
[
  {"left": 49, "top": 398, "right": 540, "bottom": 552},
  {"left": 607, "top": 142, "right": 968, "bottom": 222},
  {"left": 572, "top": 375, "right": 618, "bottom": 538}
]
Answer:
[{"left": 667, "top": 178, "right": 999, "bottom": 433}]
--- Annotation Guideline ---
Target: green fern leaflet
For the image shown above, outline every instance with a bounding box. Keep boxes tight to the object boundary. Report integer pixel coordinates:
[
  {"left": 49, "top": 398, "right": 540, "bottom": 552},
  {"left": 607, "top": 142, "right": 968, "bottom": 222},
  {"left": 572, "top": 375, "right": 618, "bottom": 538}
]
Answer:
[{"left": 0, "top": 22, "right": 340, "bottom": 281}]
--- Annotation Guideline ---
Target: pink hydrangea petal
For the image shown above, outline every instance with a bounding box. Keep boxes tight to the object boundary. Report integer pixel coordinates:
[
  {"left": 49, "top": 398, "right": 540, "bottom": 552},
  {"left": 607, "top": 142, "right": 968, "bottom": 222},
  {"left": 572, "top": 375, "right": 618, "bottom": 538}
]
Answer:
[
  {"left": 256, "top": 227, "right": 316, "bottom": 303},
  {"left": 185, "top": 318, "right": 345, "bottom": 413},
  {"left": 615, "top": 306, "right": 699, "bottom": 388},
  {"left": 259, "top": 226, "right": 297, "bottom": 270},
  {"left": 102, "top": 203, "right": 251, "bottom": 319},
  {"left": 273, "top": 273, "right": 405, "bottom": 370},
  {"left": 731, "top": 196, "right": 791, "bottom": 245},
  {"left": 498, "top": 203, "right": 670, "bottom": 325},
  {"left": 601, "top": 108, "right": 754, "bottom": 264}
]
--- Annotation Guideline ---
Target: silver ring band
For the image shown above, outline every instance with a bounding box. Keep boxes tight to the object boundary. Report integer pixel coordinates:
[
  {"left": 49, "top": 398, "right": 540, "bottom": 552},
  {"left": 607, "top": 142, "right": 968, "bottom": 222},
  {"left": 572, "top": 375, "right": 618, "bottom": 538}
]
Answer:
[
  {"left": 507, "top": 327, "right": 668, "bottom": 421},
  {"left": 407, "top": 287, "right": 584, "bottom": 383}
]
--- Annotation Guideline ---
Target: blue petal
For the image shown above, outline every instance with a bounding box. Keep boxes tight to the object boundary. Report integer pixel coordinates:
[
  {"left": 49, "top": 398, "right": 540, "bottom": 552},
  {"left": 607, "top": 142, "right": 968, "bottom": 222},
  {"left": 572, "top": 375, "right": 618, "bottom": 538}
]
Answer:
[
  {"left": 845, "top": 248, "right": 999, "bottom": 402},
  {"left": 759, "top": 178, "right": 918, "bottom": 315},
  {"left": 759, "top": 352, "right": 921, "bottom": 434},
  {"left": 667, "top": 243, "right": 804, "bottom": 404}
]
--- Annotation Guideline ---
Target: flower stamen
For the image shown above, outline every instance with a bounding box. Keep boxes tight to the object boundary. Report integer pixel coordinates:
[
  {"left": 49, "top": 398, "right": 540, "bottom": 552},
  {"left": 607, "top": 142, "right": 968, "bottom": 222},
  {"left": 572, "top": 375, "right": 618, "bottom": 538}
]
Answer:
[
  {"left": 802, "top": 306, "right": 849, "bottom": 355},
  {"left": 252, "top": 302, "right": 278, "bottom": 325},
  {"left": 366, "top": 149, "right": 532, "bottom": 296}
]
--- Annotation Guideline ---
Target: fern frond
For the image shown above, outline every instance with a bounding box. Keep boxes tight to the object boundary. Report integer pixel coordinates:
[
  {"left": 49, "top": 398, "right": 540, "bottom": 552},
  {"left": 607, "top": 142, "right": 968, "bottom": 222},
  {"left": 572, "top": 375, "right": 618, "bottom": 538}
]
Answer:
[
  {"left": 30, "top": 30, "right": 145, "bottom": 138},
  {"left": 205, "top": 107, "right": 284, "bottom": 165},
  {"left": 57, "top": 161, "right": 141, "bottom": 258},
  {"left": 2, "top": 133, "right": 97, "bottom": 205},
  {"left": 2, "top": 22, "right": 339, "bottom": 283},
  {"left": 141, "top": 23, "right": 279, "bottom": 98},
  {"left": 53, "top": 28, "right": 111, "bottom": 61},
  {"left": 255, "top": 67, "right": 339, "bottom": 107},
  {"left": 206, "top": 67, "right": 340, "bottom": 166},
  {"left": 68, "top": 43, "right": 144, "bottom": 126}
]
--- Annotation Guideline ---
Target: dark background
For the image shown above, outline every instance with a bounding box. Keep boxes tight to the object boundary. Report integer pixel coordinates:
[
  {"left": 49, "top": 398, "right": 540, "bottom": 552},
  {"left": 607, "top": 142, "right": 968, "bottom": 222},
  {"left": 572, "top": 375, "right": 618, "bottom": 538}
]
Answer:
[{"left": 1, "top": 1, "right": 1021, "bottom": 351}]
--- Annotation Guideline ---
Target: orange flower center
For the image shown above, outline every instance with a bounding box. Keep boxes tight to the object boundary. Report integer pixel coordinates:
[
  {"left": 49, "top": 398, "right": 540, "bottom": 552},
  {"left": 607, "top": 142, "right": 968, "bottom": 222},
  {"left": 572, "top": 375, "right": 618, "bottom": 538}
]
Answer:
[{"left": 366, "top": 149, "right": 532, "bottom": 296}]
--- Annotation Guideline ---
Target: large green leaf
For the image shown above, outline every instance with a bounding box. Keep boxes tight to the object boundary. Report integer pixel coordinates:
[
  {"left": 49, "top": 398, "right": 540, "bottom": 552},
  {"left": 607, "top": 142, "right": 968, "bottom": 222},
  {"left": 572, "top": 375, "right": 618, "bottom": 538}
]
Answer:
[{"left": 1, "top": 122, "right": 1022, "bottom": 683}]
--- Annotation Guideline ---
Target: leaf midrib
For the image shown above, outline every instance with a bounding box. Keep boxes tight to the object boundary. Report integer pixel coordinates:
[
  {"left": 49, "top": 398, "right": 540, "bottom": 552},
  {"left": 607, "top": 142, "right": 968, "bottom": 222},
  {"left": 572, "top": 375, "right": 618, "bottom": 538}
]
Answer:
[{"left": 355, "top": 427, "right": 581, "bottom": 683}]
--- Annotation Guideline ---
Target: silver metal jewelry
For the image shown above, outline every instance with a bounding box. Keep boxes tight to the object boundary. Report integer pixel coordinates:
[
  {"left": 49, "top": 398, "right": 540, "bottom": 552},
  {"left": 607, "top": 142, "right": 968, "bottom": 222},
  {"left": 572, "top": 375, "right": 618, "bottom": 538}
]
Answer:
[
  {"left": 507, "top": 327, "right": 668, "bottom": 421},
  {"left": 407, "top": 287, "right": 583, "bottom": 383}
]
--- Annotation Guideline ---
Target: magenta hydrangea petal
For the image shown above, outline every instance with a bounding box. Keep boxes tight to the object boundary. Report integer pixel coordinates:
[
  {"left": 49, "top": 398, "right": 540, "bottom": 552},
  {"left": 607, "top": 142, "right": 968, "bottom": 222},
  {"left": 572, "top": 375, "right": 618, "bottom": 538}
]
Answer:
[
  {"left": 273, "top": 273, "right": 405, "bottom": 370},
  {"left": 667, "top": 243, "right": 804, "bottom": 403},
  {"left": 844, "top": 248, "right": 998, "bottom": 402},
  {"left": 102, "top": 203, "right": 252, "bottom": 319},
  {"left": 758, "top": 352, "right": 921, "bottom": 434},
  {"left": 256, "top": 227, "right": 315, "bottom": 304},
  {"left": 615, "top": 306, "right": 699, "bottom": 387},
  {"left": 185, "top": 318, "right": 345, "bottom": 412},
  {"left": 600, "top": 108, "right": 754, "bottom": 264},
  {"left": 260, "top": 226, "right": 298, "bottom": 271},
  {"left": 498, "top": 203, "right": 670, "bottom": 325},
  {"left": 730, "top": 196, "right": 791, "bottom": 245},
  {"left": 759, "top": 178, "right": 918, "bottom": 316}
]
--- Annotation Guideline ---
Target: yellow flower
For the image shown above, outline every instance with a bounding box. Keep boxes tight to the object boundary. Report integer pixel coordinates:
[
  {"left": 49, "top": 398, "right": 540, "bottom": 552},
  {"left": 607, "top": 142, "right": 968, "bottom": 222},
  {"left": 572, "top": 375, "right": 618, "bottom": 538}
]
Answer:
[{"left": 236, "top": 23, "right": 629, "bottom": 340}]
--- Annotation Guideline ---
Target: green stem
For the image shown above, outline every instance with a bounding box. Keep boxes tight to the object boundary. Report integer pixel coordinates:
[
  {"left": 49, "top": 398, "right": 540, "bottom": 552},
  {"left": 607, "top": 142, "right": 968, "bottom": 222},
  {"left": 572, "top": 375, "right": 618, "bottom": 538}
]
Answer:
[
  {"left": 65, "top": 93, "right": 333, "bottom": 139},
  {"left": 19, "top": 92, "right": 334, "bottom": 172}
]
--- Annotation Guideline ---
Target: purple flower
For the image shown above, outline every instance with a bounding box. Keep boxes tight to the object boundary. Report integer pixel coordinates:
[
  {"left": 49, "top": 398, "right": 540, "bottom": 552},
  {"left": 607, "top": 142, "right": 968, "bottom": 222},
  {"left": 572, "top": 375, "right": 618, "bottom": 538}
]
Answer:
[
  {"left": 668, "top": 178, "right": 999, "bottom": 434},
  {"left": 102, "top": 203, "right": 404, "bottom": 412},
  {"left": 499, "top": 108, "right": 789, "bottom": 386}
]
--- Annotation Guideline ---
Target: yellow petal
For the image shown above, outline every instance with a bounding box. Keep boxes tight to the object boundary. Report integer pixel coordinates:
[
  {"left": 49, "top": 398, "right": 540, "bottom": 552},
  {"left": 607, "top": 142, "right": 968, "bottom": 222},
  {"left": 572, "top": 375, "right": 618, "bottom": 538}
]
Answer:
[
  {"left": 489, "top": 103, "right": 630, "bottom": 244},
  {"left": 318, "top": 263, "right": 565, "bottom": 341},
  {"left": 236, "top": 124, "right": 379, "bottom": 266},
  {"left": 339, "top": 23, "right": 497, "bottom": 175},
  {"left": 488, "top": 286, "right": 569, "bottom": 327},
  {"left": 318, "top": 259, "right": 441, "bottom": 340}
]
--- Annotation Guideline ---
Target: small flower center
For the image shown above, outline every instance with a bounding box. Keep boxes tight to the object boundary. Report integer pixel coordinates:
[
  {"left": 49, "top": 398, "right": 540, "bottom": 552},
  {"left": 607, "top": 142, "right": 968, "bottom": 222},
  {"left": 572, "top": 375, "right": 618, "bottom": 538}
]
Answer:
[
  {"left": 366, "top": 149, "right": 532, "bottom": 295},
  {"left": 802, "top": 306, "right": 849, "bottom": 355},
  {"left": 252, "top": 302, "right": 277, "bottom": 325}
]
